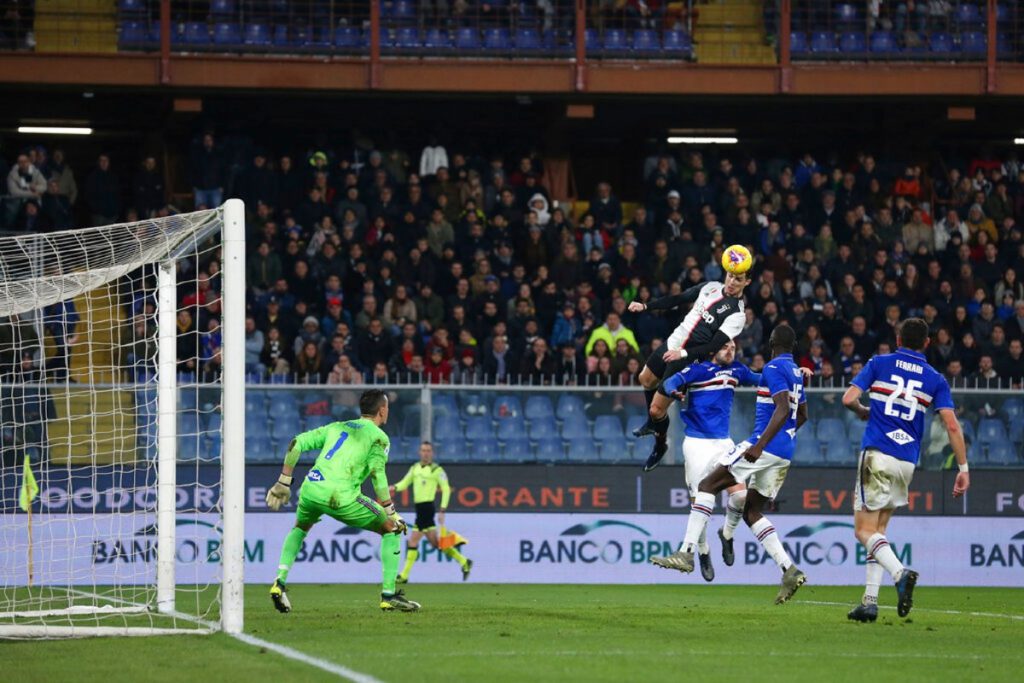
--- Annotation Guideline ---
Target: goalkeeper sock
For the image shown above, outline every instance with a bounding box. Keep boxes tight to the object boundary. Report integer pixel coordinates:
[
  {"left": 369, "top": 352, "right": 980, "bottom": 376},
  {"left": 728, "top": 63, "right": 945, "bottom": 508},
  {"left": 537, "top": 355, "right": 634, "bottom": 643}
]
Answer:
[
  {"left": 399, "top": 546, "right": 419, "bottom": 580},
  {"left": 442, "top": 546, "right": 469, "bottom": 569},
  {"left": 680, "top": 491, "right": 715, "bottom": 553},
  {"left": 722, "top": 490, "right": 747, "bottom": 541},
  {"left": 381, "top": 532, "right": 401, "bottom": 595},
  {"left": 750, "top": 517, "right": 792, "bottom": 572},
  {"left": 863, "top": 554, "right": 882, "bottom": 606},
  {"left": 276, "top": 527, "right": 307, "bottom": 583}
]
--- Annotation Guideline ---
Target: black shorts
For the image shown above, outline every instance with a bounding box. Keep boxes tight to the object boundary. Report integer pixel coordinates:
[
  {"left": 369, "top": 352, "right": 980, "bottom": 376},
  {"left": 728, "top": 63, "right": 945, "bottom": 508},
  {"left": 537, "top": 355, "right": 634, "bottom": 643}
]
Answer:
[
  {"left": 414, "top": 502, "right": 436, "bottom": 531},
  {"left": 645, "top": 347, "right": 689, "bottom": 397}
]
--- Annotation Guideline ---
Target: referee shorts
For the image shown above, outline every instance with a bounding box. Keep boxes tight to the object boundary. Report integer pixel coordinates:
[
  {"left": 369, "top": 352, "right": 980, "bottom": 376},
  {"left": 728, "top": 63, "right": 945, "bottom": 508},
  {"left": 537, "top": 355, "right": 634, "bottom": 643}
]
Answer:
[
  {"left": 645, "top": 347, "right": 689, "bottom": 397},
  {"left": 414, "top": 502, "right": 437, "bottom": 531}
]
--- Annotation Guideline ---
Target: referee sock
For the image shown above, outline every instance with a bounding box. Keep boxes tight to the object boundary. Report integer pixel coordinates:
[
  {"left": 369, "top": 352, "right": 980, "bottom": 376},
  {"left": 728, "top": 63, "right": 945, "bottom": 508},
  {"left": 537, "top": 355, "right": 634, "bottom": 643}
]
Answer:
[
  {"left": 442, "top": 546, "right": 469, "bottom": 569},
  {"left": 749, "top": 517, "right": 792, "bottom": 572},
  {"left": 381, "top": 532, "right": 401, "bottom": 596},
  {"left": 863, "top": 554, "right": 882, "bottom": 606},
  {"left": 276, "top": 527, "right": 307, "bottom": 583},
  {"left": 865, "top": 533, "right": 905, "bottom": 582},
  {"left": 399, "top": 547, "right": 419, "bottom": 580},
  {"left": 721, "top": 490, "right": 747, "bottom": 541},
  {"left": 680, "top": 492, "right": 716, "bottom": 553}
]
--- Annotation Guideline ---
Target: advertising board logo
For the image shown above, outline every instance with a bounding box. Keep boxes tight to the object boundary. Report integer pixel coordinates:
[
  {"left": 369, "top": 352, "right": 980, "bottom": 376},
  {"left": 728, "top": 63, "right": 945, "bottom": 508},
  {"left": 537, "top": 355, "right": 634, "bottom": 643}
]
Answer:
[
  {"left": 294, "top": 526, "right": 380, "bottom": 565},
  {"left": 969, "top": 529, "right": 1024, "bottom": 567},
  {"left": 519, "top": 519, "right": 674, "bottom": 564},
  {"left": 744, "top": 521, "right": 911, "bottom": 567},
  {"left": 91, "top": 519, "right": 264, "bottom": 565}
]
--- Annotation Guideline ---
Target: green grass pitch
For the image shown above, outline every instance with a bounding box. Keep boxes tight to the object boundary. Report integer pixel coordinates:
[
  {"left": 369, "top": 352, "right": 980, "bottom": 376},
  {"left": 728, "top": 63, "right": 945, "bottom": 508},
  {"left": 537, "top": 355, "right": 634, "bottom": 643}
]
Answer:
[{"left": 3, "top": 584, "right": 1022, "bottom": 682}]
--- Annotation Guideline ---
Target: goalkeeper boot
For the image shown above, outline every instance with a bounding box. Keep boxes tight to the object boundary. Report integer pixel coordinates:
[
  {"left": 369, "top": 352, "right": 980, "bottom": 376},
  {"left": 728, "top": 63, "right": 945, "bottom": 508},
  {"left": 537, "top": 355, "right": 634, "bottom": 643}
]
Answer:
[
  {"left": 847, "top": 603, "right": 879, "bottom": 623},
  {"left": 650, "top": 549, "right": 694, "bottom": 573},
  {"left": 775, "top": 565, "right": 807, "bottom": 605},
  {"left": 643, "top": 439, "right": 669, "bottom": 472},
  {"left": 270, "top": 579, "right": 291, "bottom": 614},
  {"left": 895, "top": 569, "right": 919, "bottom": 618},
  {"left": 380, "top": 590, "right": 421, "bottom": 612},
  {"left": 698, "top": 552, "right": 715, "bottom": 582},
  {"left": 462, "top": 559, "right": 473, "bottom": 582},
  {"left": 718, "top": 528, "right": 735, "bottom": 567}
]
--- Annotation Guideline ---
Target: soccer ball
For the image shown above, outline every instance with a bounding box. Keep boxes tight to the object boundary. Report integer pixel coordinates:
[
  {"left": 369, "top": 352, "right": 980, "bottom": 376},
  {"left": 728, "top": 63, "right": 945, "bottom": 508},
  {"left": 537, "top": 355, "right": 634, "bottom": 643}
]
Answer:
[{"left": 722, "top": 244, "right": 753, "bottom": 275}]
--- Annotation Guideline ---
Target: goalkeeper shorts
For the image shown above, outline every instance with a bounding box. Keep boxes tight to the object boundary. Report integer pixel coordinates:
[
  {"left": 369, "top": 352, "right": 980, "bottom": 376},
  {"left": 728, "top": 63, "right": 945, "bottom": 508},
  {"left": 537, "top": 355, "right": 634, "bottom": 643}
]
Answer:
[{"left": 295, "top": 491, "right": 387, "bottom": 532}]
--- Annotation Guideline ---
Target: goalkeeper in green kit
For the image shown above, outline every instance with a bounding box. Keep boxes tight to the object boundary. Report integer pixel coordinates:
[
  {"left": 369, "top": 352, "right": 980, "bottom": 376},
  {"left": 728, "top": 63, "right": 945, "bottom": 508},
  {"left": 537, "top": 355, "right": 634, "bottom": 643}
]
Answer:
[{"left": 265, "top": 389, "right": 420, "bottom": 613}]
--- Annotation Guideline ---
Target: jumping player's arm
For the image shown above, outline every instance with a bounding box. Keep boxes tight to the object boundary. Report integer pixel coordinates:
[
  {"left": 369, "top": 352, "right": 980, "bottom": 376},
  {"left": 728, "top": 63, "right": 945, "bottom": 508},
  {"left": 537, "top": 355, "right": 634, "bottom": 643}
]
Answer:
[
  {"left": 932, "top": 377, "right": 970, "bottom": 497},
  {"left": 628, "top": 284, "right": 704, "bottom": 313},
  {"left": 743, "top": 366, "right": 793, "bottom": 462},
  {"left": 842, "top": 358, "right": 875, "bottom": 421},
  {"left": 265, "top": 426, "right": 331, "bottom": 511}
]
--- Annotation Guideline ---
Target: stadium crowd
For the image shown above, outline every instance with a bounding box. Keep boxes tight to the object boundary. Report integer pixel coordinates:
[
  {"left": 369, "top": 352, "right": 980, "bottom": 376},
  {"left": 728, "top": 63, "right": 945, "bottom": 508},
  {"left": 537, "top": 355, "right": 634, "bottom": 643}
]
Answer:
[{"left": 3, "top": 136, "right": 1024, "bottom": 391}]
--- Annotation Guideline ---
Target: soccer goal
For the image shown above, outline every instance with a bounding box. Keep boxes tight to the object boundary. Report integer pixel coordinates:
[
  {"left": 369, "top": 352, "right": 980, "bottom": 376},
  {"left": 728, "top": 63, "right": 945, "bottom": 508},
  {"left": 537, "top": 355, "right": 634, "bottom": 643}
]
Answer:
[{"left": 0, "top": 199, "right": 245, "bottom": 638}]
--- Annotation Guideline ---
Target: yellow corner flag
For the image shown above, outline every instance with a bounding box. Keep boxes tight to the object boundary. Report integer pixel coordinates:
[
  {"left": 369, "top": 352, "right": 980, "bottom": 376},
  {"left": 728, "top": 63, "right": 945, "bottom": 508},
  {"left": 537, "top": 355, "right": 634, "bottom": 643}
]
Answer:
[{"left": 19, "top": 454, "right": 39, "bottom": 512}]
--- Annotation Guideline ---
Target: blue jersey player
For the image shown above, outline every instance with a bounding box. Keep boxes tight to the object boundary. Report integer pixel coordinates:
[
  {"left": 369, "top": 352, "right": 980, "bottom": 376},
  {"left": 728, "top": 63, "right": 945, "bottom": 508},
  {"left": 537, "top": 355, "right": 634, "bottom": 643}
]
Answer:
[
  {"left": 653, "top": 325, "right": 809, "bottom": 605},
  {"left": 842, "top": 318, "right": 970, "bottom": 622}
]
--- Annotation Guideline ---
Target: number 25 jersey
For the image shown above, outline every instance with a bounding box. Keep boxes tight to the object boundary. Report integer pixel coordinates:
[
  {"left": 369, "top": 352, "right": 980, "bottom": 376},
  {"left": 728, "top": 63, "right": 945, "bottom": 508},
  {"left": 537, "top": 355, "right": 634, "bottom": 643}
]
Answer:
[{"left": 851, "top": 348, "right": 954, "bottom": 465}]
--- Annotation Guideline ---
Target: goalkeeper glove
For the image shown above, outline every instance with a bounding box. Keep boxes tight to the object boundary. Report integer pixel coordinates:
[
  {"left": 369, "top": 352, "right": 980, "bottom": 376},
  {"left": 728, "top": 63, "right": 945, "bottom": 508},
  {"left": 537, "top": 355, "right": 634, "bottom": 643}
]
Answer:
[
  {"left": 382, "top": 501, "right": 407, "bottom": 534},
  {"left": 266, "top": 474, "right": 293, "bottom": 511}
]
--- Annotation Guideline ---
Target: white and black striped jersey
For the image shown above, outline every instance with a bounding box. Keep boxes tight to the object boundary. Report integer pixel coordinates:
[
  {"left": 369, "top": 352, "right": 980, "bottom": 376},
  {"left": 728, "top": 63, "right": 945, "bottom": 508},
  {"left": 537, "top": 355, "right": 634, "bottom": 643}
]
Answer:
[{"left": 646, "top": 281, "right": 746, "bottom": 353}]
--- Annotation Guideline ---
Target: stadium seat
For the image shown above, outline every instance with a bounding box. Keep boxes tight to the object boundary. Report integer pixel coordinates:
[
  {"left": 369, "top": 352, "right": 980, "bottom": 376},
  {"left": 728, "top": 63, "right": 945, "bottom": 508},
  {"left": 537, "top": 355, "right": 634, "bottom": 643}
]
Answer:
[
  {"left": 816, "top": 418, "right": 847, "bottom": 443},
  {"left": 823, "top": 436, "right": 855, "bottom": 466},
  {"left": 432, "top": 393, "right": 458, "bottom": 420},
  {"left": 118, "top": 0, "right": 147, "bottom": 14},
  {"left": 560, "top": 415, "right": 590, "bottom": 442},
  {"left": 483, "top": 28, "right": 512, "bottom": 51},
  {"left": 497, "top": 418, "right": 525, "bottom": 441},
  {"left": 835, "top": 2, "right": 860, "bottom": 27},
  {"left": 930, "top": 31, "right": 954, "bottom": 54},
  {"left": 180, "top": 21, "right": 210, "bottom": 45},
  {"left": 246, "top": 416, "right": 271, "bottom": 441},
  {"left": 997, "top": 33, "right": 1014, "bottom": 57},
  {"left": 810, "top": 31, "right": 836, "bottom": 54},
  {"left": 794, "top": 438, "right": 823, "bottom": 463},
  {"left": 178, "top": 412, "right": 200, "bottom": 437},
  {"left": 954, "top": 2, "right": 983, "bottom": 28},
  {"left": 245, "top": 435, "right": 277, "bottom": 462},
  {"left": 593, "top": 415, "right": 624, "bottom": 441},
  {"left": 961, "top": 31, "right": 986, "bottom": 55},
  {"left": 584, "top": 28, "right": 601, "bottom": 51},
  {"left": 438, "top": 439, "right": 471, "bottom": 462},
  {"left": 789, "top": 32, "right": 808, "bottom": 55},
  {"left": 1008, "top": 420, "right": 1024, "bottom": 445},
  {"left": 625, "top": 415, "right": 646, "bottom": 442},
  {"left": 400, "top": 408, "right": 422, "bottom": 437},
  {"left": 996, "top": 2, "right": 1011, "bottom": 25},
  {"left": 472, "top": 438, "right": 501, "bottom": 462},
  {"left": 528, "top": 418, "right": 558, "bottom": 441},
  {"left": 433, "top": 418, "right": 462, "bottom": 445},
  {"left": 455, "top": 28, "right": 481, "bottom": 50},
  {"left": 213, "top": 22, "right": 242, "bottom": 46},
  {"left": 272, "top": 416, "right": 302, "bottom": 441},
  {"left": 243, "top": 23, "right": 271, "bottom": 46},
  {"left": 662, "top": 30, "right": 692, "bottom": 56},
  {"left": 460, "top": 392, "right": 490, "bottom": 417},
  {"left": 206, "top": 413, "right": 222, "bottom": 432},
  {"left": 333, "top": 26, "right": 362, "bottom": 49},
  {"left": 632, "top": 29, "right": 659, "bottom": 54},
  {"left": 555, "top": 395, "right": 585, "bottom": 421},
  {"left": 209, "top": 0, "right": 235, "bottom": 18},
  {"left": 869, "top": 30, "right": 898, "bottom": 54},
  {"left": 389, "top": 0, "right": 416, "bottom": 25},
  {"left": 961, "top": 419, "right": 976, "bottom": 445},
  {"left": 847, "top": 419, "right": 866, "bottom": 447},
  {"left": 390, "top": 437, "right": 418, "bottom": 463},
  {"left": 493, "top": 395, "right": 521, "bottom": 419},
  {"left": 501, "top": 436, "right": 531, "bottom": 461},
  {"left": 271, "top": 24, "right": 290, "bottom": 48},
  {"left": 839, "top": 31, "right": 866, "bottom": 53},
  {"left": 204, "top": 433, "right": 222, "bottom": 459},
  {"left": 525, "top": 396, "right": 553, "bottom": 421},
  {"left": 178, "top": 436, "right": 201, "bottom": 461},
  {"left": 977, "top": 418, "right": 1007, "bottom": 447},
  {"left": 602, "top": 28, "right": 628, "bottom": 55},
  {"left": 535, "top": 438, "right": 565, "bottom": 461},
  {"left": 267, "top": 395, "right": 299, "bottom": 420},
  {"left": 596, "top": 437, "right": 629, "bottom": 461},
  {"left": 119, "top": 21, "right": 149, "bottom": 48},
  {"left": 423, "top": 28, "right": 451, "bottom": 50},
  {"left": 465, "top": 416, "right": 492, "bottom": 441},
  {"left": 394, "top": 27, "right": 420, "bottom": 49},
  {"left": 514, "top": 28, "right": 542, "bottom": 51},
  {"left": 986, "top": 442, "right": 1018, "bottom": 466}
]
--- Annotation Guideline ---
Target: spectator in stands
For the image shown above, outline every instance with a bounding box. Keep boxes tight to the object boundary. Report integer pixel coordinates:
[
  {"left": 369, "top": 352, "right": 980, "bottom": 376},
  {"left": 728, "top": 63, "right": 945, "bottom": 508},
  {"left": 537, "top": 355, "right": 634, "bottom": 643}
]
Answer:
[
  {"left": 49, "top": 149, "right": 77, "bottom": 205},
  {"left": 966, "top": 203, "right": 997, "bottom": 243},
  {"left": 260, "top": 326, "right": 292, "bottom": 377},
  {"left": 190, "top": 133, "right": 225, "bottom": 209},
  {"left": 5, "top": 153, "right": 46, "bottom": 225},
  {"left": 424, "top": 346, "right": 452, "bottom": 384},
  {"left": 84, "top": 154, "right": 120, "bottom": 226},
  {"left": 969, "top": 354, "right": 1001, "bottom": 388},
  {"left": 520, "top": 337, "right": 556, "bottom": 384},
  {"left": 584, "top": 311, "right": 639, "bottom": 357},
  {"left": 997, "top": 338, "right": 1024, "bottom": 388},
  {"left": 244, "top": 316, "right": 265, "bottom": 376},
  {"left": 294, "top": 341, "right": 324, "bottom": 383},
  {"left": 133, "top": 156, "right": 166, "bottom": 218},
  {"left": 327, "top": 354, "right": 363, "bottom": 385}
]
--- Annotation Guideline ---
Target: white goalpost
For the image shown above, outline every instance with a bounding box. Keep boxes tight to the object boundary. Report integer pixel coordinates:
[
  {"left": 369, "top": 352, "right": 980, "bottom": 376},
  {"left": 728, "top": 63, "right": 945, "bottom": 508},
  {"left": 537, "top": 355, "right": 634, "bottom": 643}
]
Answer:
[{"left": 0, "top": 199, "right": 245, "bottom": 638}]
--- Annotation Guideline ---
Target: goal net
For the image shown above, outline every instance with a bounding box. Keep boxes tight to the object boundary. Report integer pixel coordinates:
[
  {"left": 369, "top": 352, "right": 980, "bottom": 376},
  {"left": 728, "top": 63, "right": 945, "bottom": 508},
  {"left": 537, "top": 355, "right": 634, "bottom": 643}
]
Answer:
[{"left": 0, "top": 199, "right": 245, "bottom": 638}]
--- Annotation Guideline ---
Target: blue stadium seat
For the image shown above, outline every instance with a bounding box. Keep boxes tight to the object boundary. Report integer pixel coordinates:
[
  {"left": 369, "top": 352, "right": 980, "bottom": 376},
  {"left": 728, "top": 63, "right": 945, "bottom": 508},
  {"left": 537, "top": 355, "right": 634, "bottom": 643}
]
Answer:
[
  {"left": 1009, "top": 420, "right": 1024, "bottom": 445},
  {"left": 394, "top": 27, "right": 420, "bottom": 49},
  {"left": 839, "top": 31, "right": 866, "bottom": 53},
  {"left": 986, "top": 442, "right": 1018, "bottom": 467},
  {"left": 334, "top": 26, "right": 362, "bottom": 49},
  {"left": 977, "top": 418, "right": 1007, "bottom": 447},
  {"left": 272, "top": 24, "right": 290, "bottom": 48},
  {"left": 632, "top": 29, "right": 659, "bottom": 54},
  {"left": 997, "top": 33, "right": 1014, "bottom": 57},
  {"left": 213, "top": 22, "right": 242, "bottom": 46},
  {"left": 810, "top": 31, "right": 836, "bottom": 54},
  {"left": 390, "top": 0, "right": 416, "bottom": 25},
  {"left": 178, "top": 390, "right": 197, "bottom": 410},
  {"left": 790, "top": 31, "right": 808, "bottom": 55},
  {"left": 206, "top": 413, "right": 222, "bottom": 432},
  {"left": 181, "top": 21, "right": 210, "bottom": 45},
  {"left": 930, "top": 31, "right": 954, "bottom": 53},
  {"left": 493, "top": 395, "right": 521, "bottom": 419},
  {"left": 496, "top": 418, "right": 525, "bottom": 441},
  {"left": 204, "top": 433, "right": 222, "bottom": 459},
  {"left": 423, "top": 29, "right": 451, "bottom": 50},
  {"left": 823, "top": 436, "right": 856, "bottom": 466},
  {"left": 245, "top": 435, "right": 277, "bottom": 462},
  {"left": 835, "top": 2, "right": 860, "bottom": 27},
  {"left": 304, "top": 414, "right": 335, "bottom": 431},
  {"left": 434, "top": 415, "right": 462, "bottom": 442},
  {"left": 596, "top": 437, "right": 629, "bottom": 461},
  {"left": 662, "top": 30, "right": 692, "bottom": 56},
  {"left": 460, "top": 392, "right": 490, "bottom": 418},
  {"left": 432, "top": 393, "right": 458, "bottom": 420},
  {"left": 390, "top": 437, "right": 418, "bottom": 463},
  {"left": 465, "top": 416, "right": 492, "bottom": 441},
  {"left": 584, "top": 28, "right": 601, "bottom": 51},
  {"left": 178, "top": 412, "right": 200, "bottom": 436},
  {"left": 455, "top": 28, "right": 481, "bottom": 50},
  {"left": 556, "top": 395, "right": 585, "bottom": 421},
  {"left": 119, "top": 0, "right": 146, "bottom": 13},
  {"left": 816, "top": 418, "right": 847, "bottom": 443},
  {"left": 525, "top": 396, "right": 553, "bottom": 421},
  {"left": 178, "top": 436, "right": 201, "bottom": 461},
  {"left": 267, "top": 395, "right": 299, "bottom": 420},
  {"left": 961, "top": 31, "right": 986, "bottom": 55},
  {"left": 794, "top": 438, "right": 823, "bottom": 463},
  {"left": 400, "top": 408, "right": 422, "bottom": 437},
  {"left": 244, "top": 23, "right": 271, "bottom": 46},
  {"left": 847, "top": 419, "right": 866, "bottom": 447},
  {"left": 602, "top": 28, "right": 628, "bottom": 54},
  {"left": 472, "top": 438, "right": 501, "bottom": 462},
  {"left": 272, "top": 416, "right": 302, "bottom": 441},
  {"left": 483, "top": 28, "right": 511, "bottom": 50},
  {"left": 119, "top": 21, "right": 149, "bottom": 48},
  {"left": 869, "top": 30, "right": 898, "bottom": 54},
  {"left": 515, "top": 28, "right": 542, "bottom": 51},
  {"left": 961, "top": 419, "right": 976, "bottom": 445},
  {"left": 246, "top": 416, "right": 271, "bottom": 441},
  {"left": 501, "top": 436, "right": 531, "bottom": 461},
  {"left": 560, "top": 416, "right": 590, "bottom": 442},
  {"left": 625, "top": 415, "right": 646, "bottom": 442},
  {"left": 528, "top": 418, "right": 558, "bottom": 440},
  {"left": 209, "top": 0, "right": 235, "bottom": 17},
  {"left": 954, "top": 2, "right": 983, "bottom": 28},
  {"left": 438, "top": 439, "right": 471, "bottom": 462},
  {"left": 593, "top": 415, "right": 624, "bottom": 441},
  {"left": 535, "top": 438, "right": 565, "bottom": 461},
  {"left": 996, "top": 3, "right": 1012, "bottom": 25}
]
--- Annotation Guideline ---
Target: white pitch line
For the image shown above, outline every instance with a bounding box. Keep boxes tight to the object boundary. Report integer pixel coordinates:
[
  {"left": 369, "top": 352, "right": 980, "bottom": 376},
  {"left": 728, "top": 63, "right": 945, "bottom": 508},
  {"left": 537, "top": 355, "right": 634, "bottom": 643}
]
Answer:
[
  {"left": 62, "top": 588, "right": 386, "bottom": 683},
  {"left": 801, "top": 600, "right": 1024, "bottom": 622},
  {"left": 394, "top": 650, "right": 1008, "bottom": 661}
]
